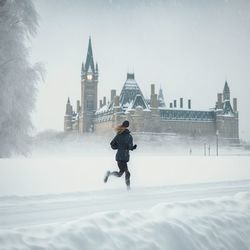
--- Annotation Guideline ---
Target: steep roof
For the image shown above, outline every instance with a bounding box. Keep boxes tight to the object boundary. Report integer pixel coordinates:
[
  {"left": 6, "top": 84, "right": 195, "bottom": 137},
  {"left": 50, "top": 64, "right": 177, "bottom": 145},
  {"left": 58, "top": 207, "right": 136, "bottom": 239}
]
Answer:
[
  {"left": 119, "top": 73, "right": 148, "bottom": 110},
  {"left": 85, "top": 37, "right": 95, "bottom": 73},
  {"left": 223, "top": 81, "right": 230, "bottom": 93}
]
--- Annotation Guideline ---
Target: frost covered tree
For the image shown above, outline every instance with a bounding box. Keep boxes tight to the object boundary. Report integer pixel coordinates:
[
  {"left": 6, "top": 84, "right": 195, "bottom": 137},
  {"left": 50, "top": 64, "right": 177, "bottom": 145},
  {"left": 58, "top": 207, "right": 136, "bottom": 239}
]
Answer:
[{"left": 0, "top": 0, "right": 43, "bottom": 157}]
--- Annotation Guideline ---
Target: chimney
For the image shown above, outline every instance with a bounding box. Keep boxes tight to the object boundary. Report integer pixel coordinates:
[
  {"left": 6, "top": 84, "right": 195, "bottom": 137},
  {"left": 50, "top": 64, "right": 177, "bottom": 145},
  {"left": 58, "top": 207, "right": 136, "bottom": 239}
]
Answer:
[
  {"left": 127, "top": 73, "right": 135, "bottom": 80},
  {"left": 111, "top": 89, "right": 116, "bottom": 102},
  {"left": 188, "top": 99, "right": 191, "bottom": 109},
  {"left": 150, "top": 84, "right": 158, "bottom": 108},
  {"left": 174, "top": 100, "right": 177, "bottom": 108},
  {"left": 99, "top": 100, "right": 103, "bottom": 108},
  {"left": 114, "top": 95, "right": 120, "bottom": 113},
  {"left": 233, "top": 98, "right": 237, "bottom": 112},
  {"left": 114, "top": 95, "right": 119, "bottom": 106},
  {"left": 151, "top": 84, "right": 155, "bottom": 96},
  {"left": 180, "top": 98, "right": 183, "bottom": 108},
  {"left": 77, "top": 100, "right": 80, "bottom": 113},
  {"left": 217, "top": 93, "right": 223, "bottom": 109},
  {"left": 103, "top": 96, "right": 106, "bottom": 106},
  {"left": 170, "top": 103, "right": 173, "bottom": 108}
]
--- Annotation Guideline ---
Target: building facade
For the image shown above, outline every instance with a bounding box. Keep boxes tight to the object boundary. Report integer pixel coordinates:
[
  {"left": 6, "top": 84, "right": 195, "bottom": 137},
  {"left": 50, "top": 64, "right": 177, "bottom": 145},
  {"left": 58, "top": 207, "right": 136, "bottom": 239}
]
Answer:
[{"left": 64, "top": 38, "right": 239, "bottom": 143}]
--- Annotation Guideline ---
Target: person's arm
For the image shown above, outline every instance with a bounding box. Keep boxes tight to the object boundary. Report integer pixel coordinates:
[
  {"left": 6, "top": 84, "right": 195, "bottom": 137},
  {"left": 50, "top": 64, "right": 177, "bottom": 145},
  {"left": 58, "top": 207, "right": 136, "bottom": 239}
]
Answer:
[
  {"left": 128, "top": 135, "right": 137, "bottom": 150},
  {"left": 110, "top": 136, "right": 118, "bottom": 150}
]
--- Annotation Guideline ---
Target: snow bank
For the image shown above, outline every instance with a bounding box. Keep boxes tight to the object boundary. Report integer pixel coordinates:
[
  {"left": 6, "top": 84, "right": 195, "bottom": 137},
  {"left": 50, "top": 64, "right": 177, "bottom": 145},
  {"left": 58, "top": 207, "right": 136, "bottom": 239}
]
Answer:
[
  {"left": 0, "top": 191, "right": 249, "bottom": 250},
  {"left": 1, "top": 154, "right": 249, "bottom": 249}
]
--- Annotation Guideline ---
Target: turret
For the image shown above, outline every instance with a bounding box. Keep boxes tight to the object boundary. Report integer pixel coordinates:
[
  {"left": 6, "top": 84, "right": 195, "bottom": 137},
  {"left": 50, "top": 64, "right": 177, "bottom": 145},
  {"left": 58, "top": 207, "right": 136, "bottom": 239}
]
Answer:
[
  {"left": 222, "top": 81, "right": 233, "bottom": 114},
  {"left": 215, "top": 81, "right": 239, "bottom": 143},
  {"left": 158, "top": 87, "right": 166, "bottom": 107},
  {"left": 64, "top": 97, "right": 73, "bottom": 131},
  {"left": 223, "top": 81, "right": 230, "bottom": 101},
  {"left": 65, "top": 97, "right": 73, "bottom": 115}
]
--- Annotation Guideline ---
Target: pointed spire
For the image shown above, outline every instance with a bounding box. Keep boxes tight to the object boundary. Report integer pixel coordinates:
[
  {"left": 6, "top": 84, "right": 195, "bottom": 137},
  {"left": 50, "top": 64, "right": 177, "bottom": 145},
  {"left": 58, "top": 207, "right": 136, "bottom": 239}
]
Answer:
[
  {"left": 159, "top": 87, "right": 163, "bottom": 99},
  {"left": 158, "top": 87, "right": 166, "bottom": 107},
  {"left": 223, "top": 81, "right": 230, "bottom": 92},
  {"left": 223, "top": 80, "right": 230, "bottom": 101},
  {"left": 66, "top": 97, "right": 73, "bottom": 115},
  {"left": 85, "top": 36, "right": 95, "bottom": 73}
]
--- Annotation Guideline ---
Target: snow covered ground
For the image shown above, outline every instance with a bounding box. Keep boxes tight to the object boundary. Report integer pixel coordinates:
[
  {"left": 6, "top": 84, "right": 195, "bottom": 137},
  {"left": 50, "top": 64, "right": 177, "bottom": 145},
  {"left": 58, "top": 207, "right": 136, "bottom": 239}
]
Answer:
[{"left": 0, "top": 155, "right": 250, "bottom": 249}]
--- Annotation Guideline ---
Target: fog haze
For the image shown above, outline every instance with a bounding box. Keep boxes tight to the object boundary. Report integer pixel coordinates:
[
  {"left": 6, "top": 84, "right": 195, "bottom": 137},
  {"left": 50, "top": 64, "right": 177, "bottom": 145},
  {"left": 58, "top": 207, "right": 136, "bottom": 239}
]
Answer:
[{"left": 30, "top": 0, "right": 250, "bottom": 140}]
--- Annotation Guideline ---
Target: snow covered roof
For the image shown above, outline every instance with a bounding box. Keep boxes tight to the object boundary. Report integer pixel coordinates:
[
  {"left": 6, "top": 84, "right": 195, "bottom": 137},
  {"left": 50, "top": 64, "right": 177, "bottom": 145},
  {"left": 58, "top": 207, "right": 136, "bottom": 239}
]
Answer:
[
  {"left": 119, "top": 73, "right": 149, "bottom": 111},
  {"left": 95, "top": 102, "right": 113, "bottom": 115}
]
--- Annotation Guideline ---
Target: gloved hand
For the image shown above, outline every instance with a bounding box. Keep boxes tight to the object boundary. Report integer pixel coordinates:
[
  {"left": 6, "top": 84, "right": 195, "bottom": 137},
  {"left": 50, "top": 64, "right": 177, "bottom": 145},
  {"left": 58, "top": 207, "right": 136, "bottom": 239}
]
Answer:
[{"left": 132, "top": 144, "right": 137, "bottom": 150}]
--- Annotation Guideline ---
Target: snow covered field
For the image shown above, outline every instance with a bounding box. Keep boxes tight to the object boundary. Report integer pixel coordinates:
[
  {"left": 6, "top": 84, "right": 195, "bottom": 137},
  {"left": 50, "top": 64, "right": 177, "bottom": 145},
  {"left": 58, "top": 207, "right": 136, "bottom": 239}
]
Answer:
[{"left": 0, "top": 156, "right": 250, "bottom": 249}]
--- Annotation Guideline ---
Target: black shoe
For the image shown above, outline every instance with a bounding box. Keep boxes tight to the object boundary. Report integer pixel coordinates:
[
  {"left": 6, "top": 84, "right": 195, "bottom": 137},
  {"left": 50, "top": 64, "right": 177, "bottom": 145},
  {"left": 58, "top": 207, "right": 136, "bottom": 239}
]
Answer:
[
  {"left": 126, "top": 180, "right": 130, "bottom": 191},
  {"left": 104, "top": 171, "right": 110, "bottom": 183}
]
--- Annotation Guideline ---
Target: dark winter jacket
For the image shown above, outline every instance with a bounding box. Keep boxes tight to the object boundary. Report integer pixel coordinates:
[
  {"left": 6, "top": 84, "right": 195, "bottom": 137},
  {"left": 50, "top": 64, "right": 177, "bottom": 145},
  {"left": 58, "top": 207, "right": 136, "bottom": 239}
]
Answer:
[{"left": 110, "top": 129, "right": 134, "bottom": 162}]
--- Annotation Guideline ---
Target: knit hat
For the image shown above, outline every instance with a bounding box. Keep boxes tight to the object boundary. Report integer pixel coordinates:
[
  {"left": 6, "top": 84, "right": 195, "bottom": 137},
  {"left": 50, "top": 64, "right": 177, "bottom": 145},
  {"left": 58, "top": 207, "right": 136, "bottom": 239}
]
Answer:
[{"left": 122, "top": 120, "right": 129, "bottom": 128}]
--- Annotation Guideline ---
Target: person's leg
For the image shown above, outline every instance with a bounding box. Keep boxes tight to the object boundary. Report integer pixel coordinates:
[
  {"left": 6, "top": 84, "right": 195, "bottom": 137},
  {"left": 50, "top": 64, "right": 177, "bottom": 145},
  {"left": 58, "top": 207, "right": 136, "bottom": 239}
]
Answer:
[
  {"left": 117, "top": 161, "right": 130, "bottom": 189},
  {"left": 110, "top": 161, "right": 125, "bottom": 177},
  {"left": 125, "top": 169, "right": 131, "bottom": 189},
  {"left": 104, "top": 170, "right": 110, "bottom": 183}
]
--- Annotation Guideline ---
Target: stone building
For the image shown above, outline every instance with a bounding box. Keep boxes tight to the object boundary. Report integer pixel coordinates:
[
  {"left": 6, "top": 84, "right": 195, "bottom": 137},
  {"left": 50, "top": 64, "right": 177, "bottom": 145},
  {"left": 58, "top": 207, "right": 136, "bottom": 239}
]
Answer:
[{"left": 64, "top": 38, "right": 239, "bottom": 143}]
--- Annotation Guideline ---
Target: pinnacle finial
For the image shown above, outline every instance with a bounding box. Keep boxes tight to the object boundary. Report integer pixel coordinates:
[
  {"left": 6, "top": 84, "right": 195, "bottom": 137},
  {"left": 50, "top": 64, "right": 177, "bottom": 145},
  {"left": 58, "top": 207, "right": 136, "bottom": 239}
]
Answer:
[
  {"left": 224, "top": 80, "right": 229, "bottom": 92},
  {"left": 85, "top": 36, "right": 95, "bottom": 73}
]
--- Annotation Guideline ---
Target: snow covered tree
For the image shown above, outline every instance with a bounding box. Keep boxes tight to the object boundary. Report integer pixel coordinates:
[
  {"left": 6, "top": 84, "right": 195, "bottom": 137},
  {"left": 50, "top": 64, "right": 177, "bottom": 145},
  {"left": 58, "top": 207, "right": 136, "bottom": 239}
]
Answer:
[{"left": 0, "top": 0, "right": 43, "bottom": 157}]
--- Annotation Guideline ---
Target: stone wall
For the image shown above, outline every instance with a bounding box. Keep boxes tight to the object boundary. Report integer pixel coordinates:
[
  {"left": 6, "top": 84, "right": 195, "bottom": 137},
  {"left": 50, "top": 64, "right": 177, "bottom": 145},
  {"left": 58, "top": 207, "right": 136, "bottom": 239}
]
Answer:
[{"left": 93, "top": 108, "right": 238, "bottom": 143}]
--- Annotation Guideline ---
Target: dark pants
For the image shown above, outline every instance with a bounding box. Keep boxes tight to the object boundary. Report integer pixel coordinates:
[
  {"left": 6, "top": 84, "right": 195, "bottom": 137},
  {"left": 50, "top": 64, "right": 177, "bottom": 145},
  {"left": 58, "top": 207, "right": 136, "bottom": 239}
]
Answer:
[{"left": 111, "top": 161, "right": 130, "bottom": 187}]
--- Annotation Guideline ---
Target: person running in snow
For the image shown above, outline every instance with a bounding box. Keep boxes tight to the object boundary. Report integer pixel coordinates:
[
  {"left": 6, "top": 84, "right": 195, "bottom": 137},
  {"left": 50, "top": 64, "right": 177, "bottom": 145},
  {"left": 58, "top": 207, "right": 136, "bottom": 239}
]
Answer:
[{"left": 104, "top": 120, "right": 137, "bottom": 190}]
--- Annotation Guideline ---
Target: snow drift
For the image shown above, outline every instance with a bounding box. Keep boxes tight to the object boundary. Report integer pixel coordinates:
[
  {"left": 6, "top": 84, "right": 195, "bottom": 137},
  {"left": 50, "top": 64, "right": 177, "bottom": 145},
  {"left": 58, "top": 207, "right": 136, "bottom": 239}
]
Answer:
[
  {"left": 0, "top": 190, "right": 249, "bottom": 250},
  {"left": 1, "top": 156, "right": 250, "bottom": 249}
]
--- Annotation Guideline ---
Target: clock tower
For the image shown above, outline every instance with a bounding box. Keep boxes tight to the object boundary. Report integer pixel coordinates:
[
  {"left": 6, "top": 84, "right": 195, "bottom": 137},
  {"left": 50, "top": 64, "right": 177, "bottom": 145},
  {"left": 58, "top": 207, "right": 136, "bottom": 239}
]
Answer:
[{"left": 80, "top": 37, "right": 98, "bottom": 132}]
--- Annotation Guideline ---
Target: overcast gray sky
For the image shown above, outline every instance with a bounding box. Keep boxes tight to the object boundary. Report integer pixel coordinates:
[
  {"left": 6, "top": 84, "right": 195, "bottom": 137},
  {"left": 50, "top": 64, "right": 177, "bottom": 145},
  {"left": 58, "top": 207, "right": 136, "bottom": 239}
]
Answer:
[{"left": 30, "top": 0, "right": 250, "bottom": 140}]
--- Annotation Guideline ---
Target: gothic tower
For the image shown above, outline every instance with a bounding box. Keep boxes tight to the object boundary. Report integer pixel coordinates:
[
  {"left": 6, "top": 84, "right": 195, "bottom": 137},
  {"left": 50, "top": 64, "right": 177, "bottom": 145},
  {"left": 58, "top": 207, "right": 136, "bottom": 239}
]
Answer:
[
  {"left": 223, "top": 81, "right": 230, "bottom": 101},
  {"left": 64, "top": 97, "right": 73, "bottom": 131},
  {"left": 79, "top": 37, "right": 98, "bottom": 132},
  {"left": 222, "top": 81, "right": 233, "bottom": 114},
  {"left": 216, "top": 81, "right": 239, "bottom": 143},
  {"left": 158, "top": 87, "right": 166, "bottom": 107}
]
